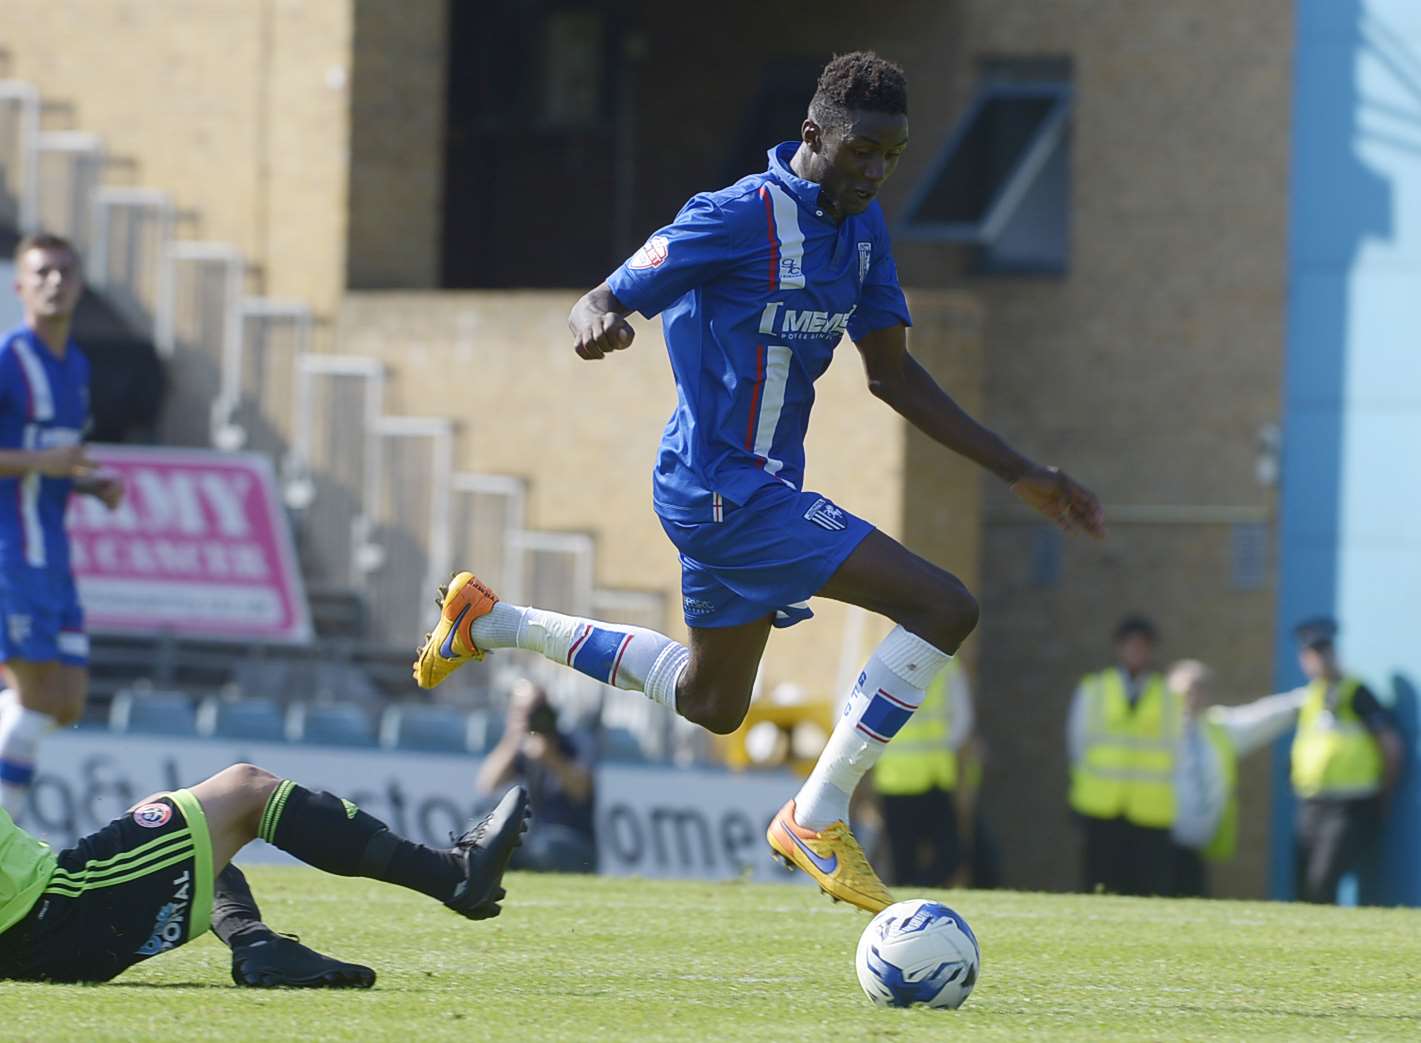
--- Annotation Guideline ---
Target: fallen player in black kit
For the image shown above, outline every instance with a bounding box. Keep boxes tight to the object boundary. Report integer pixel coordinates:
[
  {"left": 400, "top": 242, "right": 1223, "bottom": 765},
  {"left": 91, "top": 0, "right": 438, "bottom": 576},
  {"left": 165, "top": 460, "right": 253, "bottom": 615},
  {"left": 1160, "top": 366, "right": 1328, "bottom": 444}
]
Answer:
[{"left": 0, "top": 763, "right": 528, "bottom": 987}]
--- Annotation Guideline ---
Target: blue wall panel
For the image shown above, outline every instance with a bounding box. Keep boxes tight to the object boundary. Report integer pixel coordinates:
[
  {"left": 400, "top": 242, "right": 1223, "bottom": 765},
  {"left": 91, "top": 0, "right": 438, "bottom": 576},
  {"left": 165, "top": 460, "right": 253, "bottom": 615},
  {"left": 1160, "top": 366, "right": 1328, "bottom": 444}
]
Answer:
[{"left": 1276, "top": 0, "right": 1421, "bottom": 903}]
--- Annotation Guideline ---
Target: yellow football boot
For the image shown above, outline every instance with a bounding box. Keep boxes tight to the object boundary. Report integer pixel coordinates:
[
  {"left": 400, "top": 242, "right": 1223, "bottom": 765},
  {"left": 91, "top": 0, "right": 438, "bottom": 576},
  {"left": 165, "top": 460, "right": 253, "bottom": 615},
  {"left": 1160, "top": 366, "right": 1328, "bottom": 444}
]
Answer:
[
  {"left": 767, "top": 799, "right": 893, "bottom": 913},
  {"left": 412, "top": 571, "right": 499, "bottom": 688}
]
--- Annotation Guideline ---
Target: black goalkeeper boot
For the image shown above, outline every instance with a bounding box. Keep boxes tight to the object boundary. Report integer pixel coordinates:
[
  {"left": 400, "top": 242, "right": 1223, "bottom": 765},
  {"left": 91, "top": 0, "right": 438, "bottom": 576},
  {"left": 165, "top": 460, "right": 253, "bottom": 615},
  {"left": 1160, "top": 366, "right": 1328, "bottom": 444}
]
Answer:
[
  {"left": 231, "top": 933, "right": 376, "bottom": 989},
  {"left": 445, "top": 785, "right": 530, "bottom": 920}
]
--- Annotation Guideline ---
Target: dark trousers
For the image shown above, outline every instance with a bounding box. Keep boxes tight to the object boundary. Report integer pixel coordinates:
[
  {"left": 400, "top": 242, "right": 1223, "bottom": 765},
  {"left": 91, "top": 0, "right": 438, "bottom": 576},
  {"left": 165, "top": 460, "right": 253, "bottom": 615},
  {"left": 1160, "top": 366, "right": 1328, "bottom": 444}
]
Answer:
[
  {"left": 1294, "top": 796, "right": 1382, "bottom": 904},
  {"left": 1171, "top": 844, "right": 1210, "bottom": 898},
  {"left": 511, "top": 823, "right": 598, "bottom": 874},
  {"left": 879, "top": 788, "right": 961, "bottom": 887},
  {"left": 1080, "top": 815, "right": 1174, "bottom": 896}
]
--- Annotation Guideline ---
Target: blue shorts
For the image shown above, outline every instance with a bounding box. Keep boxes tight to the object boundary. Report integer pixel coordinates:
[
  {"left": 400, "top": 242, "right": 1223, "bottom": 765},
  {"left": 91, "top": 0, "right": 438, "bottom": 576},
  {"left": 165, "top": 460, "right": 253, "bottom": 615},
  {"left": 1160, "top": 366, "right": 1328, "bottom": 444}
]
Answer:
[
  {"left": 0, "top": 565, "right": 88, "bottom": 666},
  {"left": 658, "top": 484, "right": 873, "bottom": 629}
]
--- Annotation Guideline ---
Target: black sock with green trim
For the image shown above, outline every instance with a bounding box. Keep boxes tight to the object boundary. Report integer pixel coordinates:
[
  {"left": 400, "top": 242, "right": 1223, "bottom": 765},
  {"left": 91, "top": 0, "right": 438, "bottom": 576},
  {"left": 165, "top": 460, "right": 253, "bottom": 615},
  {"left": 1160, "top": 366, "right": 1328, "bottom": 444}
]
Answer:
[
  {"left": 259, "top": 780, "right": 463, "bottom": 901},
  {"left": 212, "top": 865, "right": 277, "bottom": 950}
]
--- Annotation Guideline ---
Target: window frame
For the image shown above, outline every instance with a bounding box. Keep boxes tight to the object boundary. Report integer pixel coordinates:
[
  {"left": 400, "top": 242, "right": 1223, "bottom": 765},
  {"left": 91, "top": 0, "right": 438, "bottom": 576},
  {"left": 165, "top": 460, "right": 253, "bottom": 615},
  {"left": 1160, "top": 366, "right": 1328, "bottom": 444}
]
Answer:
[{"left": 898, "top": 82, "right": 1072, "bottom": 245}]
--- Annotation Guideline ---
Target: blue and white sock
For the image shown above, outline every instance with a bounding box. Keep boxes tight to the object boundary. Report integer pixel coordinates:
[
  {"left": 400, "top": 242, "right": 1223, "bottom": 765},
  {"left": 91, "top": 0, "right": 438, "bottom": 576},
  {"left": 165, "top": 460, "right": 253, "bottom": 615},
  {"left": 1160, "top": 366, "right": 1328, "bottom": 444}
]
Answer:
[
  {"left": 470, "top": 603, "right": 689, "bottom": 711},
  {"left": 0, "top": 689, "right": 57, "bottom": 821},
  {"left": 793, "top": 626, "right": 953, "bottom": 831}
]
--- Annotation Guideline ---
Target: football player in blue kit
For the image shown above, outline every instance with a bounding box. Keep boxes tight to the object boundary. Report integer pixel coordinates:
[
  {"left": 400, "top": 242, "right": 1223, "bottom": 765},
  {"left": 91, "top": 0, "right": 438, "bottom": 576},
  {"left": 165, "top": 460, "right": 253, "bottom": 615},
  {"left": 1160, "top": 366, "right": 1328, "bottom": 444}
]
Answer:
[
  {"left": 0, "top": 233, "right": 122, "bottom": 820},
  {"left": 416, "top": 52, "right": 1104, "bottom": 911}
]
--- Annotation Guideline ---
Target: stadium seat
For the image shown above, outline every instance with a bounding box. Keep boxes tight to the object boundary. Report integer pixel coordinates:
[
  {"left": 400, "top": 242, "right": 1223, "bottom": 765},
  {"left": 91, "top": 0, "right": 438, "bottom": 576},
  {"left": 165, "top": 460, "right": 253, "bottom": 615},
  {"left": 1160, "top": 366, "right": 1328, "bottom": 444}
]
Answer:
[
  {"left": 599, "top": 725, "right": 647, "bottom": 764},
  {"left": 196, "top": 696, "right": 287, "bottom": 743},
  {"left": 285, "top": 701, "right": 376, "bottom": 747},
  {"left": 467, "top": 712, "right": 502, "bottom": 754},
  {"left": 108, "top": 689, "right": 198, "bottom": 737},
  {"left": 378, "top": 704, "right": 473, "bottom": 753},
  {"left": 230, "top": 659, "right": 291, "bottom": 702},
  {"left": 232, "top": 657, "right": 382, "bottom": 707}
]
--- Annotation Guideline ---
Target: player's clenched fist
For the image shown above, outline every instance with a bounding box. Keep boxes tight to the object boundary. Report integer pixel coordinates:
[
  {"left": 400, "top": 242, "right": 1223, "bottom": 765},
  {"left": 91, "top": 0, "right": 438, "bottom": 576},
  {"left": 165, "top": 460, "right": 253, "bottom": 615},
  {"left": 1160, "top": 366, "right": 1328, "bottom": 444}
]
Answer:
[{"left": 568, "top": 282, "right": 636, "bottom": 360}]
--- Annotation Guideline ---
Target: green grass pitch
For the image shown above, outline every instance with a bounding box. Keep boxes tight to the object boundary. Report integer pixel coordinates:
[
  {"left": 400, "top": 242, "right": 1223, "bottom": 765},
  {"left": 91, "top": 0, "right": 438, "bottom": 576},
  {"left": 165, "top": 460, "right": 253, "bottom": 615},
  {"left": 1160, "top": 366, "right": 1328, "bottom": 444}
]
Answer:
[{"left": 8, "top": 869, "right": 1421, "bottom": 1041}]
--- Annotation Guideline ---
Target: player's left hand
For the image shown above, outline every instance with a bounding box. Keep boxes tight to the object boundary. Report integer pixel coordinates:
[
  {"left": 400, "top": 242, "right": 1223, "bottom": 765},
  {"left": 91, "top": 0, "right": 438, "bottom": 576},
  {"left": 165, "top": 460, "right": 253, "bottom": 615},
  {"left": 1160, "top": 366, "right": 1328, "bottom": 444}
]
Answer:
[
  {"left": 76, "top": 471, "right": 124, "bottom": 510},
  {"left": 1010, "top": 464, "right": 1105, "bottom": 539},
  {"left": 91, "top": 475, "right": 124, "bottom": 511}
]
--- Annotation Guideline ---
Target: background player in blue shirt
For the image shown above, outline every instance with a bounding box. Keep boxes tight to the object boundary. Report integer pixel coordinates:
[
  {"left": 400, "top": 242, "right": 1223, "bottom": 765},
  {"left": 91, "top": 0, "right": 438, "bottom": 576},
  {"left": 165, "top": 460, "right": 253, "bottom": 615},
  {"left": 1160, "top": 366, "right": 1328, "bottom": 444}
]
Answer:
[
  {"left": 0, "top": 233, "right": 122, "bottom": 821},
  {"left": 416, "top": 52, "right": 1104, "bottom": 911}
]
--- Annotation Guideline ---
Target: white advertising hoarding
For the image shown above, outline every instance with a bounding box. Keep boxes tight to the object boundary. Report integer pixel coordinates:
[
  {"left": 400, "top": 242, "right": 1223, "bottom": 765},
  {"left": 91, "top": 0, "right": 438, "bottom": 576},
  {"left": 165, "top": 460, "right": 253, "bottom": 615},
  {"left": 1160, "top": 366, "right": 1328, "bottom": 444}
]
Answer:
[{"left": 30, "top": 731, "right": 806, "bottom": 884}]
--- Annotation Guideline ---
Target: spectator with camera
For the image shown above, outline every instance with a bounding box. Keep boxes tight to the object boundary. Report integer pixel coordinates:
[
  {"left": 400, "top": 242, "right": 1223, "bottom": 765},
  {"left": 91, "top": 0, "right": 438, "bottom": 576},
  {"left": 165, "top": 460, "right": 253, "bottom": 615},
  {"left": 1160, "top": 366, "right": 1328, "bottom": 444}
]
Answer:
[{"left": 477, "top": 679, "right": 598, "bottom": 873}]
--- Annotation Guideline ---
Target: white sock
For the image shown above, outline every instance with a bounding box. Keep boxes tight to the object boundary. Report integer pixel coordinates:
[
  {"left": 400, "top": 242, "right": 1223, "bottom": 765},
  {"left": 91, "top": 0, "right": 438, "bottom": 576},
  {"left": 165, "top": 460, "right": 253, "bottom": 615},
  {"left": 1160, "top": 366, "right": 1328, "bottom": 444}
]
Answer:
[
  {"left": 471, "top": 602, "right": 689, "bottom": 711},
  {"left": 794, "top": 626, "right": 952, "bottom": 830},
  {"left": 0, "top": 689, "right": 58, "bottom": 820}
]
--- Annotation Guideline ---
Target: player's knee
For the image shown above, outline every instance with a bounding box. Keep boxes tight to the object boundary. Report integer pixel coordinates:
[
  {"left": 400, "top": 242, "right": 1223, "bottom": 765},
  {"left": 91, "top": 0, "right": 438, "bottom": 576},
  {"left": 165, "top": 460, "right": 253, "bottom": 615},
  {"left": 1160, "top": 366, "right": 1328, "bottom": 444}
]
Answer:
[
  {"left": 677, "top": 684, "right": 750, "bottom": 735},
  {"left": 940, "top": 584, "right": 980, "bottom": 643},
  {"left": 49, "top": 700, "right": 83, "bottom": 728},
  {"left": 911, "top": 579, "right": 978, "bottom": 652},
  {"left": 222, "top": 763, "right": 280, "bottom": 805}
]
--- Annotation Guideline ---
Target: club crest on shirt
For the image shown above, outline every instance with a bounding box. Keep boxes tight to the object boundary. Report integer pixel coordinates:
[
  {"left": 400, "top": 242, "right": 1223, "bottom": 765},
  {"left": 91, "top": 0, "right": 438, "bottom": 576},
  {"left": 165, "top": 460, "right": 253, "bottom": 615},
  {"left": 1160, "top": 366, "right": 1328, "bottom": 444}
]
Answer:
[
  {"left": 629, "top": 235, "right": 670, "bottom": 270},
  {"left": 857, "top": 241, "right": 872, "bottom": 286},
  {"left": 132, "top": 802, "right": 173, "bottom": 828},
  {"left": 804, "top": 497, "right": 848, "bottom": 531}
]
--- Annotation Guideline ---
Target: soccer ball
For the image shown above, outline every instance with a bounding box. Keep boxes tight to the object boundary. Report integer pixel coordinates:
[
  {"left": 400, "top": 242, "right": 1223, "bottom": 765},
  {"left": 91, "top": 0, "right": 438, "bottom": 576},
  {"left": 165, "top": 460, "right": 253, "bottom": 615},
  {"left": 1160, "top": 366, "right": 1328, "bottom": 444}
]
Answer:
[{"left": 855, "top": 899, "right": 980, "bottom": 1009}]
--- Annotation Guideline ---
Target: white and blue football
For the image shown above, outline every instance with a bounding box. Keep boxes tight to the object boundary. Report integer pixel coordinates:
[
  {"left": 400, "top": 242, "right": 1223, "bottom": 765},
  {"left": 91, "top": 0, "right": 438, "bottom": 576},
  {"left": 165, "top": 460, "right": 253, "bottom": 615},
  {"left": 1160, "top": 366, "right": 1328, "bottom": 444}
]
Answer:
[{"left": 855, "top": 899, "right": 980, "bottom": 1009}]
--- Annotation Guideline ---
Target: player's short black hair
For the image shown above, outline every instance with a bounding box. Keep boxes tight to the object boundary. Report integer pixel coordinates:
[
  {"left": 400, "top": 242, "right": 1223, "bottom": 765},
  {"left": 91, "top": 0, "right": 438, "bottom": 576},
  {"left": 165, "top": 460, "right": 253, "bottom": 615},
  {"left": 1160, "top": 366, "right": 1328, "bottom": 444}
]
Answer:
[
  {"left": 808, "top": 51, "right": 908, "bottom": 132},
  {"left": 14, "top": 231, "right": 79, "bottom": 265},
  {"left": 1113, "top": 614, "right": 1159, "bottom": 644}
]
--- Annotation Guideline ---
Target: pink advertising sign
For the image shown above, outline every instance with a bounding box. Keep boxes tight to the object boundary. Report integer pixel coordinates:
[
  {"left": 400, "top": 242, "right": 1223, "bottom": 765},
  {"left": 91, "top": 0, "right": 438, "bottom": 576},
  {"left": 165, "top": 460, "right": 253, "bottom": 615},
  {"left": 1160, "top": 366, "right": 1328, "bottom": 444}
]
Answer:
[{"left": 65, "top": 445, "right": 312, "bottom": 644}]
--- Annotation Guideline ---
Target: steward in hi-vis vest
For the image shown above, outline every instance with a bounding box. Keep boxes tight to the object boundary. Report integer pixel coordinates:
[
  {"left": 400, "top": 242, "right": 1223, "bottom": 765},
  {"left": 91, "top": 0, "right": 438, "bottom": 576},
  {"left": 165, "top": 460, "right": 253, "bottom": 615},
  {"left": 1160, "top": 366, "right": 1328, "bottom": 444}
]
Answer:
[
  {"left": 1291, "top": 677, "right": 1383, "bottom": 800},
  {"left": 1067, "top": 616, "right": 1179, "bottom": 897},
  {"left": 1069, "top": 668, "right": 1179, "bottom": 829},
  {"left": 1287, "top": 618, "right": 1401, "bottom": 905}
]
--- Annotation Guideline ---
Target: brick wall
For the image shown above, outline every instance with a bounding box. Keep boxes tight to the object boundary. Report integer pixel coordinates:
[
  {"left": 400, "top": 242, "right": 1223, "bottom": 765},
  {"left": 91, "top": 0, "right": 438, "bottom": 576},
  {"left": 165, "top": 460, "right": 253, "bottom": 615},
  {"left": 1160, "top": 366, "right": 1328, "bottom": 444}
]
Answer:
[
  {"left": 346, "top": 0, "right": 447, "bottom": 289},
  {"left": 3, "top": 0, "right": 354, "bottom": 315}
]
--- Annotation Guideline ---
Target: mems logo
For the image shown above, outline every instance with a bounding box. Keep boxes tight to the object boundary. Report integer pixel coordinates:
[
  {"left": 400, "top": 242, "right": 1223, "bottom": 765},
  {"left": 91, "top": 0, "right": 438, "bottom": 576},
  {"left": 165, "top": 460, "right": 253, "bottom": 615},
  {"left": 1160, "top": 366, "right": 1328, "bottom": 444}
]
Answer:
[{"left": 757, "top": 302, "right": 855, "bottom": 339}]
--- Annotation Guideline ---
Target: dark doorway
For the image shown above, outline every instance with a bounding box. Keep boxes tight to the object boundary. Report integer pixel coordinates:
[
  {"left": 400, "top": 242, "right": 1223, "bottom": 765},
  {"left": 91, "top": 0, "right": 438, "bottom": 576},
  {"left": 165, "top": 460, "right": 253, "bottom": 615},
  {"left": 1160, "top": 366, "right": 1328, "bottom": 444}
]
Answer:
[{"left": 442, "top": 1, "right": 636, "bottom": 288}]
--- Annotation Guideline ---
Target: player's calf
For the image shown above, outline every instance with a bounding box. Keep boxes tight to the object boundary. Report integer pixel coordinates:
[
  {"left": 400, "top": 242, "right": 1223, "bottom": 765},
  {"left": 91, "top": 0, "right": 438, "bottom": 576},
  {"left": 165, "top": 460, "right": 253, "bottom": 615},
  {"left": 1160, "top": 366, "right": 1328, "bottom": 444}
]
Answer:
[{"left": 212, "top": 771, "right": 531, "bottom": 921}]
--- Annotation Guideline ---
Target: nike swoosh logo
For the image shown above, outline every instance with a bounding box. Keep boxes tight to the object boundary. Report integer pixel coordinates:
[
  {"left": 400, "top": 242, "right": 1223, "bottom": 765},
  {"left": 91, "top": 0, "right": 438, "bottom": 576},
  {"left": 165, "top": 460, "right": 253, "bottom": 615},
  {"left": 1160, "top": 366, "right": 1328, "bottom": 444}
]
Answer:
[
  {"left": 783, "top": 823, "right": 838, "bottom": 875},
  {"left": 439, "top": 604, "right": 472, "bottom": 658}
]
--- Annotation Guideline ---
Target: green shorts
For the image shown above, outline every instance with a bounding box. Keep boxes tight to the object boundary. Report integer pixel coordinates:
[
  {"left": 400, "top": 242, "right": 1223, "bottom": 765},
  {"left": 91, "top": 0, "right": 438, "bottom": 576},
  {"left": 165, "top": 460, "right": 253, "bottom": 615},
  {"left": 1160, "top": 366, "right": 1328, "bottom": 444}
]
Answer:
[{"left": 0, "top": 789, "right": 213, "bottom": 982}]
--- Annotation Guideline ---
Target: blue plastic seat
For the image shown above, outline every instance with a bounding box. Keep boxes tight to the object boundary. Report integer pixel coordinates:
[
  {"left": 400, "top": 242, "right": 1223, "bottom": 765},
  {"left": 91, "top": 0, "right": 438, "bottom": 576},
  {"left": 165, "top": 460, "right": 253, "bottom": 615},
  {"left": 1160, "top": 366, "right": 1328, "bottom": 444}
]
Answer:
[
  {"left": 465, "top": 711, "right": 500, "bottom": 754},
  {"left": 379, "top": 705, "right": 472, "bottom": 753},
  {"left": 197, "top": 696, "right": 286, "bottom": 742},
  {"left": 286, "top": 701, "right": 375, "bottom": 747},
  {"left": 600, "top": 725, "right": 646, "bottom": 764},
  {"left": 109, "top": 690, "right": 198, "bottom": 737}
]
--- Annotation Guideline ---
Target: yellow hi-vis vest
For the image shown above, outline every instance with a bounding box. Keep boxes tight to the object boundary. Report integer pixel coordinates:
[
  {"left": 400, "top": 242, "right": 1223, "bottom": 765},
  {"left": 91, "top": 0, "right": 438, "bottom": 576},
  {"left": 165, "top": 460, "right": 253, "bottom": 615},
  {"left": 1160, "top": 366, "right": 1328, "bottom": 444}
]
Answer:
[
  {"left": 1069, "top": 669, "right": 1180, "bottom": 828},
  {"left": 873, "top": 661, "right": 958, "bottom": 795},
  {"left": 1200, "top": 720, "right": 1239, "bottom": 863},
  {"left": 1290, "top": 677, "right": 1383, "bottom": 799}
]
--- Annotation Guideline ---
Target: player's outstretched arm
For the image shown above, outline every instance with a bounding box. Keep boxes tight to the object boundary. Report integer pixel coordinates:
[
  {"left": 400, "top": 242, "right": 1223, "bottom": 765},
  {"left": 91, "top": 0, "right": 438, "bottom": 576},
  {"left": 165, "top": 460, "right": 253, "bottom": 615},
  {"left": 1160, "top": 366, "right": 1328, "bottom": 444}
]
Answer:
[
  {"left": 854, "top": 323, "right": 1105, "bottom": 539},
  {"left": 568, "top": 282, "right": 636, "bottom": 360},
  {"left": 0, "top": 444, "right": 95, "bottom": 479}
]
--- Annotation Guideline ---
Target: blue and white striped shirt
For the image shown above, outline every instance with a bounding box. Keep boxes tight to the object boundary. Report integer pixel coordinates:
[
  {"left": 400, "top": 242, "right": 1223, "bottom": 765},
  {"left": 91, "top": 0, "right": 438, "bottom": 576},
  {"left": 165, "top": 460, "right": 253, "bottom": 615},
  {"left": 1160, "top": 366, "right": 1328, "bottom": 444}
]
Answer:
[
  {"left": 608, "top": 143, "right": 912, "bottom": 522},
  {"left": 0, "top": 327, "right": 90, "bottom": 571}
]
